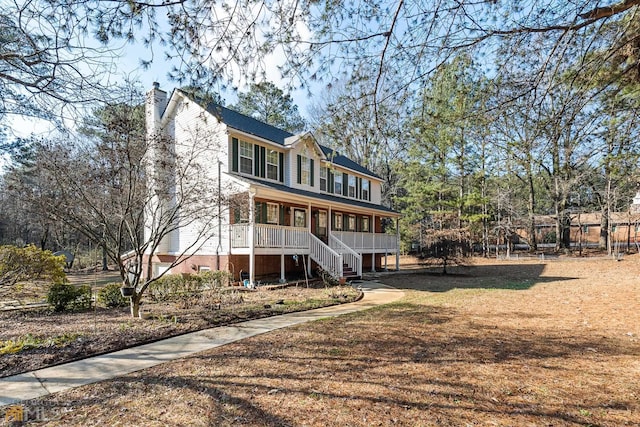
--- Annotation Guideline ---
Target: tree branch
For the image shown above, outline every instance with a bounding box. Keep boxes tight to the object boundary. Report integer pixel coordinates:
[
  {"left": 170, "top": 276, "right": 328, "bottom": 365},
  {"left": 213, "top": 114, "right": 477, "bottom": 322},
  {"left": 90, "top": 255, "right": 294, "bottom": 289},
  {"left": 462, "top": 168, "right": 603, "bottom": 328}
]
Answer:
[{"left": 579, "top": 0, "right": 640, "bottom": 20}]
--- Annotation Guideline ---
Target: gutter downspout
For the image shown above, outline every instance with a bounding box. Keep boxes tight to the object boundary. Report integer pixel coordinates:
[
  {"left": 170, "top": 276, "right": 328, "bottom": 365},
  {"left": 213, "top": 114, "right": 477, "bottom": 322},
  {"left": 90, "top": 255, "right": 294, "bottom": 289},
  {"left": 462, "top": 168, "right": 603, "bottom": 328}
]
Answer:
[{"left": 216, "top": 160, "right": 222, "bottom": 270}]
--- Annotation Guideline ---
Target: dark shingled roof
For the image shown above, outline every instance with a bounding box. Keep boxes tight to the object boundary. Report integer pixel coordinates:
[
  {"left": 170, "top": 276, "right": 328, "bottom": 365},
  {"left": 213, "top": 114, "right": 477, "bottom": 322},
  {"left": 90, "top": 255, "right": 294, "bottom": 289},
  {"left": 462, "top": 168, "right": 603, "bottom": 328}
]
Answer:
[
  {"left": 234, "top": 175, "right": 399, "bottom": 215},
  {"left": 204, "top": 102, "right": 294, "bottom": 145},
  {"left": 319, "top": 146, "right": 382, "bottom": 180},
  {"left": 177, "top": 89, "right": 381, "bottom": 180}
]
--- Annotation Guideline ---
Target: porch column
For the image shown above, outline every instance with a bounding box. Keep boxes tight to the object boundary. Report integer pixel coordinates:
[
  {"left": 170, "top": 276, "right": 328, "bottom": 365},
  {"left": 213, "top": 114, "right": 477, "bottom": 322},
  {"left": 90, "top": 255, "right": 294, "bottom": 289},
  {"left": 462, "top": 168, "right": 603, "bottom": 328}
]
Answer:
[
  {"left": 371, "top": 214, "right": 376, "bottom": 272},
  {"left": 280, "top": 227, "right": 286, "bottom": 283},
  {"left": 307, "top": 201, "right": 313, "bottom": 277},
  {"left": 328, "top": 206, "right": 332, "bottom": 240},
  {"left": 280, "top": 254, "right": 286, "bottom": 283},
  {"left": 396, "top": 217, "right": 400, "bottom": 271},
  {"left": 248, "top": 191, "right": 256, "bottom": 286}
]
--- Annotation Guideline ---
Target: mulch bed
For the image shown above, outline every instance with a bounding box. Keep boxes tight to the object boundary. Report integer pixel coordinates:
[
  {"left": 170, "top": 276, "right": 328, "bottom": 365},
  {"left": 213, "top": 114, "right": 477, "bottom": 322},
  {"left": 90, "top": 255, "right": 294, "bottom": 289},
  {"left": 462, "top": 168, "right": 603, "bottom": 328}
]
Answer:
[{"left": 0, "top": 284, "right": 359, "bottom": 378}]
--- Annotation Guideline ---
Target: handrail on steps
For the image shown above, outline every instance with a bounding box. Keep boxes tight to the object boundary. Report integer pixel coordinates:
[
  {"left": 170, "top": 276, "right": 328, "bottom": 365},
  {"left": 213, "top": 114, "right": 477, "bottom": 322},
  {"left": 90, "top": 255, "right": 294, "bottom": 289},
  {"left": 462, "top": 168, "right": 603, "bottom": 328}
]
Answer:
[
  {"left": 329, "top": 235, "right": 362, "bottom": 278},
  {"left": 308, "top": 233, "right": 342, "bottom": 279}
]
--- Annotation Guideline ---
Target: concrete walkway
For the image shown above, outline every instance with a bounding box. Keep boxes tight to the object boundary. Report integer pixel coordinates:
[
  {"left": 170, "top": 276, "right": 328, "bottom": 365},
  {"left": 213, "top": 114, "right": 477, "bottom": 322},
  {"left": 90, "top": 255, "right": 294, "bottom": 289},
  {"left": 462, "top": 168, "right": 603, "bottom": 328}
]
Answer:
[{"left": 0, "top": 281, "right": 403, "bottom": 407}]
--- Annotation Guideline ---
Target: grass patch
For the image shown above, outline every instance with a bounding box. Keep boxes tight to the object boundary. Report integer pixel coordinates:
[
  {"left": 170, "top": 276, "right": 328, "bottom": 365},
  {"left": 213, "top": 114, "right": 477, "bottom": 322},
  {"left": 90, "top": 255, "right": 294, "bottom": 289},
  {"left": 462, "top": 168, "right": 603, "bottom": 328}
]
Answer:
[{"left": 0, "top": 333, "right": 82, "bottom": 355}]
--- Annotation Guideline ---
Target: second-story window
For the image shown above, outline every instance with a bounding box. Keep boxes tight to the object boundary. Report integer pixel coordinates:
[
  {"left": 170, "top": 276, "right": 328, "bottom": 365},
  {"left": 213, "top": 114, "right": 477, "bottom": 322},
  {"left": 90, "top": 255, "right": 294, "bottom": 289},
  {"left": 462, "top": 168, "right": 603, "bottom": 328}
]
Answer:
[
  {"left": 362, "top": 179, "right": 370, "bottom": 200},
  {"left": 240, "top": 140, "right": 253, "bottom": 174},
  {"left": 301, "top": 155, "right": 310, "bottom": 185},
  {"left": 334, "top": 173, "right": 343, "bottom": 195},
  {"left": 296, "top": 155, "right": 314, "bottom": 186},
  {"left": 267, "top": 150, "right": 279, "bottom": 181},
  {"left": 348, "top": 175, "right": 356, "bottom": 198},
  {"left": 320, "top": 167, "right": 327, "bottom": 191}
]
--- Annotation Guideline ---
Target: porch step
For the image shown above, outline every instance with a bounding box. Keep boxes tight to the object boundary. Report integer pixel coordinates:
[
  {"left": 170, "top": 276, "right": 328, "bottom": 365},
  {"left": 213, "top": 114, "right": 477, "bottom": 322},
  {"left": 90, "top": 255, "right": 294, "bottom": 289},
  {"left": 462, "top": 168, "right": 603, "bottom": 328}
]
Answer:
[{"left": 342, "top": 266, "right": 359, "bottom": 280}]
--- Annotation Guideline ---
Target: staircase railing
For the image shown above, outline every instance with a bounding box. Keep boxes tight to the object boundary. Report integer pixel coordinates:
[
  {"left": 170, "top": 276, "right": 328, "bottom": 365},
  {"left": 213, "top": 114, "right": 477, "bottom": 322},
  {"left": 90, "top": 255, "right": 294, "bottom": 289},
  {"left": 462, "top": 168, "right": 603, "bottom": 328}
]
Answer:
[
  {"left": 309, "top": 233, "right": 342, "bottom": 279},
  {"left": 329, "top": 235, "right": 362, "bottom": 277}
]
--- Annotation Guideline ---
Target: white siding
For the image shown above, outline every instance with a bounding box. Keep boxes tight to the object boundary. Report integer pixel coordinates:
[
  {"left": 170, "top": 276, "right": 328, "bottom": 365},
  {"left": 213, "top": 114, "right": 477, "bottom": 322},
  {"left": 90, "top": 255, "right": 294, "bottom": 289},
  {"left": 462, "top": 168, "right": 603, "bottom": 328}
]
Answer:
[
  {"left": 288, "top": 138, "right": 321, "bottom": 194},
  {"left": 370, "top": 179, "right": 382, "bottom": 205},
  {"left": 161, "top": 94, "right": 232, "bottom": 256}
]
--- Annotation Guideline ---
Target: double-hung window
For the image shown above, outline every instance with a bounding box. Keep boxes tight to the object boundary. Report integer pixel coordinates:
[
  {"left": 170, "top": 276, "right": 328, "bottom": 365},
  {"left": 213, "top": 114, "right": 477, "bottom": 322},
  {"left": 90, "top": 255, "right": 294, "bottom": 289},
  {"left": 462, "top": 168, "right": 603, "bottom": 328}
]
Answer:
[
  {"left": 267, "top": 203, "right": 279, "bottom": 224},
  {"left": 239, "top": 141, "right": 253, "bottom": 175},
  {"left": 334, "top": 213, "right": 343, "bottom": 231},
  {"left": 320, "top": 167, "right": 327, "bottom": 192},
  {"left": 300, "top": 155, "right": 310, "bottom": 185},
  {"left": 334, "top": 173, "right": 343, "bottom": 195},
  {"left": 348, "top": 175, "right": 356, "bottom": 198},
  {"left": 294, "top": 209, "right": 306, "bottom": 228},
  {"left": 348, "top": 214, "right": 356, "bottom": 231},
  {"left": 362, "top": 179, "right": 370, "bottom": 200},
  {"left": 362, "top": 216, "right": 370, "bottom": 232},
  {"left": 267, "top": 150, "right": 279, "bottom": 181}
]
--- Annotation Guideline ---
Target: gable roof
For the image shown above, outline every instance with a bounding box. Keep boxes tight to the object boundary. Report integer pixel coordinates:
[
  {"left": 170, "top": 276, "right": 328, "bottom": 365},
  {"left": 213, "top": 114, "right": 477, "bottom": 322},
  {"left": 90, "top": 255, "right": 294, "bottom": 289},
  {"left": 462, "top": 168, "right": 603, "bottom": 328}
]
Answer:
[{"left": 177, "top": 89, "right": 381, "bottom": 180}]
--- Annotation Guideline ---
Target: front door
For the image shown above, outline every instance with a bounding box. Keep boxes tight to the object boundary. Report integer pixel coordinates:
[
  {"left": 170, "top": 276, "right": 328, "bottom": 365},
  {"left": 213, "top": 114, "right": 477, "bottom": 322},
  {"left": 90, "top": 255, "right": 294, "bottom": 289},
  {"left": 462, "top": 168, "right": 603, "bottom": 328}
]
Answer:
[{"left": 313, "top": 210, "right": 328, "bottom": 242}]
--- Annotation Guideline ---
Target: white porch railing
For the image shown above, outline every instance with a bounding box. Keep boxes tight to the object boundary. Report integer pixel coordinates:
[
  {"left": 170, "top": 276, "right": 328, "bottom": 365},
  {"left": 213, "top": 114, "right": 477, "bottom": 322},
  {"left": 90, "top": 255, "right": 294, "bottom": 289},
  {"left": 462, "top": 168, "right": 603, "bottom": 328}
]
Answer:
[
  {"left": 329, "top": 235, "right": 362, "bottom": 277},
  {"left": 332, "top": 231, "right": 399, "bottom": 253},
  {"left": 309, "top": 234, "right": 342, "bottom": 279},
  {"left": 230, "top": 224, "right": 309, "bottom": 250}
]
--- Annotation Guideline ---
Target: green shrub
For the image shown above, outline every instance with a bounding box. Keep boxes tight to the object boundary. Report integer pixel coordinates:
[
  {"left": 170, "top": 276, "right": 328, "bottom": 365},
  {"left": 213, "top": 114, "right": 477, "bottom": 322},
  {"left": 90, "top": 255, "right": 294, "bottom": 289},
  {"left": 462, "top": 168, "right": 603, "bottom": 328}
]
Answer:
[
  {"left": 148, "top": 271, "right": 231, "bottom": 302},
  {"left": 97, "top": 283, "right": 129, "bottom": 308},
  {"left": 73, "top": 285, "right": 92, "bottom": 310},
  {"left": 0, "top": 245, "right": 66, "bottom": 289},
  {"left": 47, "top": 283, "right": 92, "bottom": 312},
  {"left": 198, "top": 270, "right": 232, "bottom": 288},
  {"left": 147, "top": 274, "right": 184, "bottom": 302}
]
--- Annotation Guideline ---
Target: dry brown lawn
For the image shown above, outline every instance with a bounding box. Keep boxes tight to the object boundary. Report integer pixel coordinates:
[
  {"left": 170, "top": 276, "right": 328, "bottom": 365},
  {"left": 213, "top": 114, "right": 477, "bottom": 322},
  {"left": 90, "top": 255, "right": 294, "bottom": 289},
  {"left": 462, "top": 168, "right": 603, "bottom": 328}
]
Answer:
[{"left": 4, "top": 256, "right": 640, "bottom": 426}]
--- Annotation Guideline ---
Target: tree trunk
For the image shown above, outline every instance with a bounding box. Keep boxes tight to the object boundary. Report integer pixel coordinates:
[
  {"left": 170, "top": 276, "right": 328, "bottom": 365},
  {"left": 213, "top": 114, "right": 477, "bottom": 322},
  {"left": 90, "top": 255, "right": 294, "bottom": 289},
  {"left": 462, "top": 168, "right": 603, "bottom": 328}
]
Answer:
[
  {"left": 130, "top": 293, "right": 141, "bottom": 318},
  {"left": 600, "top": 209, "right": 609, "bottom": 251},
  {"left": 102, "top": 245, "right": 108, "bottom": 271},
  {"left": 527, "top": 172, "right": 538, "bottom": 251}
]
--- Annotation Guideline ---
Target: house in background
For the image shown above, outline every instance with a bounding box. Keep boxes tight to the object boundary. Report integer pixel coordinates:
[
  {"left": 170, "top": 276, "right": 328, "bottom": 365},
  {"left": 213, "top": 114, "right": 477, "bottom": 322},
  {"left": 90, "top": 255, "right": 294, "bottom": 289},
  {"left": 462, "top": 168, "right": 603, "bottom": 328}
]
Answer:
[
  {"left": 524, "top": 211, "right": 640, "bottom": 250},
  {"left": 516, "top": 190, "right": 640, "bottom": 251},
  {"left": 145, "top": 83, "right": 400, "bottom": 284}
]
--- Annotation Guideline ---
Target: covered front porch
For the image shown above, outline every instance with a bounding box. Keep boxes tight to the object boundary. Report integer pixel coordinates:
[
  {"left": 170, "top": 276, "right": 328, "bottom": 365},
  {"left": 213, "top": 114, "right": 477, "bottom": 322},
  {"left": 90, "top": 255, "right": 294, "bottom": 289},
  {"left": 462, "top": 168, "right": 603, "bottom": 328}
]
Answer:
[
  {"left": 227, "top": 181, "right": 400, "bottom": 285},
  {"left": 230, "top": 224, "right": 399, "bottom": 256}
]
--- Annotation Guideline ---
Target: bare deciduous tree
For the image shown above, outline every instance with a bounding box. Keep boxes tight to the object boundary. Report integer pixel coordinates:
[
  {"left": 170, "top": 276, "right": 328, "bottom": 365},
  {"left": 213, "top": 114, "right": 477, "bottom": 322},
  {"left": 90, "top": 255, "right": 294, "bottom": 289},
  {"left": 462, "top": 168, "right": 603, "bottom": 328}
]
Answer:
[{"left": 11, "top": 89, "right": 233, "bottom": 317}]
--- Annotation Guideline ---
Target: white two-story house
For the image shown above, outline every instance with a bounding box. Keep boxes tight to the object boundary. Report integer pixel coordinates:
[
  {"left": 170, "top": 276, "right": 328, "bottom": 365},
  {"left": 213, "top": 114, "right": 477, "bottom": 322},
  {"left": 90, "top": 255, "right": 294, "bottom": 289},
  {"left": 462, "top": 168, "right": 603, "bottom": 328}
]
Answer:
[{"left": 145, "top": 83, "right": 400, "bottom": 284}]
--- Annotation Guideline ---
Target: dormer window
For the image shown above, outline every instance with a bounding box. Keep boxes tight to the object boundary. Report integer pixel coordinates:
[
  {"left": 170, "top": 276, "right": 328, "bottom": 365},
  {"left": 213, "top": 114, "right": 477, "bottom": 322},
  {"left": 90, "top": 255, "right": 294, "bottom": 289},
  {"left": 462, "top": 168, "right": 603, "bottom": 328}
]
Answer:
[
  {"left": 296, "top": 155, "right": 314, "bottom": 186},
  {"left": 301, "top": 156, "right": 310, "bottom": 185}
]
